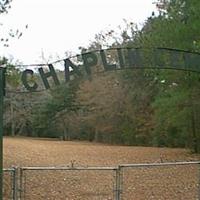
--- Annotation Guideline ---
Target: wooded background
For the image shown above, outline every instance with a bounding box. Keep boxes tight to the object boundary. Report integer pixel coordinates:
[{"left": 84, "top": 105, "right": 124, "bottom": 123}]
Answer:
[{"left": 2, "top": 0, "right": 200, "bottom": 152}]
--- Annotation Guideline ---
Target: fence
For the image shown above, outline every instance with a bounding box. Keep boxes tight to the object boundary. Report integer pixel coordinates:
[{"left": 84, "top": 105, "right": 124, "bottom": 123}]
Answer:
[
  {"left": 19, "top": 166, "right": 119, "bottom": 200},
  {"left": 3, "top": 168, "right": 17, "bottom": 200},
  {"left": 3, "top": 161, "right": 200, "bottom": 200},
  {"left": 118, "top": 161, "right": 200, "bottom": 200}
]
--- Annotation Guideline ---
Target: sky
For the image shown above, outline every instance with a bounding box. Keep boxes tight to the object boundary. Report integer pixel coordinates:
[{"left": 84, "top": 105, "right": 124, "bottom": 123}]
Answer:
[{"left": 0, "top": 0, "right": 157, "bottom": 65}]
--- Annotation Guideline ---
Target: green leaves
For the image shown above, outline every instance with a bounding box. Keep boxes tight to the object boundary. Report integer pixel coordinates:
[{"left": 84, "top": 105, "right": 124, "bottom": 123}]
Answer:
[{"left": 32, "top": 80, "right": 80, "bottom": 138}]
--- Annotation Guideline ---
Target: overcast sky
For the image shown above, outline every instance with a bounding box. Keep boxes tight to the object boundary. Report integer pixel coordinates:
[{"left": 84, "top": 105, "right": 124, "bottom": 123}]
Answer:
[{"left": 0, "top": 0, "right": 157, "bottom": 64}]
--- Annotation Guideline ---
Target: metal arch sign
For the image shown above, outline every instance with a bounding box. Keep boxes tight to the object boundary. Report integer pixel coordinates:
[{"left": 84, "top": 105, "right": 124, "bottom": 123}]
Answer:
[
  {"left": 21, "top": 47, "right": 200, "bottom": 92},
  {"left": 1, "top": 47, "right": 200, "bottom": 199}
]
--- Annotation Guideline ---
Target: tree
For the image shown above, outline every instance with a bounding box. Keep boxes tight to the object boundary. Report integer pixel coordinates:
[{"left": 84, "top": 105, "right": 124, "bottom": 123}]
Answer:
[
  {"left": 0, "top": 0, "right": 12, "bottom": 14},
  {"left": 0, "top": 0, "right": 26, "bottom": 47},
  {"left": 2, "top": 58, "right": 41, "bottom": 136},
  {"left": 32, "top": 79, "right": 81, "bottom": 139},
  {"left": 134, "top": 0, "right": 200, "bottom": 152}
]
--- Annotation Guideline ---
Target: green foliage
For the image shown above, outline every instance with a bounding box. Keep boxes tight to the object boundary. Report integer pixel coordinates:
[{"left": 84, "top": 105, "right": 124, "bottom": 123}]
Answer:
[
  {"left": 32, "top": 80, "right": 80, "bottom": 138},
  {"left": 134, "top": 0, "right": 200, "bottom": 152},
  {"left": 152, "top": 84, "right": 189, "bottom": 147},
  {"left": 3, "top": 0, "right": 200, "bottom": 153}
]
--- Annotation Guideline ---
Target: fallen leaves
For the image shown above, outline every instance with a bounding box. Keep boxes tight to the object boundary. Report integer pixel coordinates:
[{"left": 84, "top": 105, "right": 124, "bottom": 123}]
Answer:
[{"left": 3, "top": 137, "right": 200, "bottom": 199}]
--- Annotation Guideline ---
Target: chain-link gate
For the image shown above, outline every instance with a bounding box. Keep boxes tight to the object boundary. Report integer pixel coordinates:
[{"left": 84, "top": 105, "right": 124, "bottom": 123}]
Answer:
[
  {"left": 118, "top": 161, "right": 200, "bottom": 200},
  {"left": 3, "top": 168, "right": 17, "bottom": 200},
  {"left": 2, "top": 161, "right": 200, "bottom": 200},
  {"left": 19, "top": 166, "right": 120, "bottom": 200}
]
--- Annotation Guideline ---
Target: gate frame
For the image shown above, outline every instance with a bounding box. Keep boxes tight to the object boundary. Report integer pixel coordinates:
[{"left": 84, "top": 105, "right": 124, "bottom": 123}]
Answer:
[
  {"left": 17, "top": 161, "right": 200, "bottom": 200},
  {"left": 19, "top": 166, "right": 120, "bottom": 200},
  {"left": 118, "top": 161, "right": 200, "bottom": 200},
  {"left": 2, "top": 161, "right": 200, "bottom": 199},
  {"left": 3, "top": 167, "right": 17, "bottom": 200}
]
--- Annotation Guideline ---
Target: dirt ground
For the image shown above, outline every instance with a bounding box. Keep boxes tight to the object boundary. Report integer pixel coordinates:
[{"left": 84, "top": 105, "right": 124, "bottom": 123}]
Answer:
[{"left": 3, "top": 137, "right": 200, "bottom": 200}]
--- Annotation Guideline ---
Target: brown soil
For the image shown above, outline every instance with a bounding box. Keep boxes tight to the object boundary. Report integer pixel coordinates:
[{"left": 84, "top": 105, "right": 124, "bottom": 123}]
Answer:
[{"left": 3, "top": 137, "right": 200, "bottom": 200}]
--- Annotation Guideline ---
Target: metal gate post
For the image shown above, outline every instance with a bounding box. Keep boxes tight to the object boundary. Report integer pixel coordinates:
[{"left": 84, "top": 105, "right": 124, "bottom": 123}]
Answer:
[
  {"left": 115, "top": 167, "right": 122, "bottom": 200},
  {"left": 12, "top": 167, "right": 18, "bottom": 200},
  {"left": 11, "top": 169, "right": 15, "bottom": 200},
  {"left": 19, "top": 168, "right": 24, "bottom": 200}
]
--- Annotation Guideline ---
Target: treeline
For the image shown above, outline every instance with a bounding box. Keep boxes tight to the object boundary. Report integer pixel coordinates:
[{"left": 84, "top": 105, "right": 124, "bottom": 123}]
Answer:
[{"left": 2, "top": 0, "right": 200, "bottom": 152}]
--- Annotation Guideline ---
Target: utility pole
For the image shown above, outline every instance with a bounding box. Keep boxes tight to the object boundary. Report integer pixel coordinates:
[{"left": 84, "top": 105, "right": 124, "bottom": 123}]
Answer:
[{"left": 0, "top": 67, "right": 5, "bottom": 200}]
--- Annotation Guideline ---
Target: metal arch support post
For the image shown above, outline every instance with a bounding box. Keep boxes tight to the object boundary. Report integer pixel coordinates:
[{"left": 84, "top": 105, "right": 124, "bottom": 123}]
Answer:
[
  {"left": 0, "top": 67, "right": 5, "bottom": 200},
  {"left": 199, "top": 163, "right": 200, "bottom": 200}
]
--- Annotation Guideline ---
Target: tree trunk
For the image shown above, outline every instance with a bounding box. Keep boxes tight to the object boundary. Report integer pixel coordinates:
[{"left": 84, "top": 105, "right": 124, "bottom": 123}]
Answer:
[
  {"left": 191, "top": 105, "right": 200, "bottom": 153},
  {"left": 10, "top": 101, "right": 15, "bottom": 136},
  {"left": 63, "top": 119, "right": 69, "bottom": 141},
  {"left": 94, "top": 128, "right": 99, "bottom": 142},
  {"left": 191, "top": 108, "right": 197, "bottom": 152}
]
